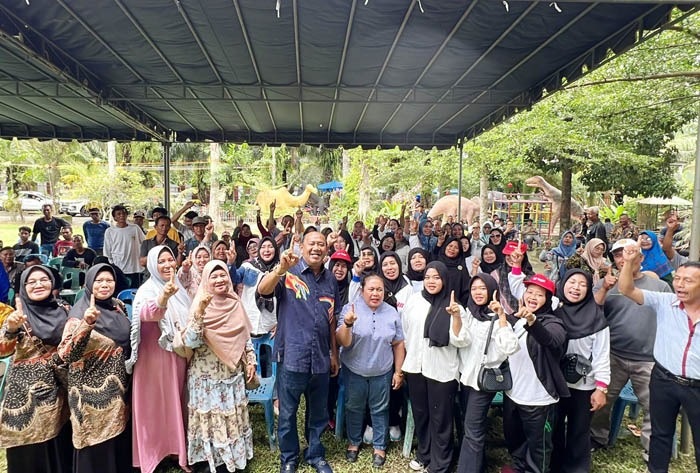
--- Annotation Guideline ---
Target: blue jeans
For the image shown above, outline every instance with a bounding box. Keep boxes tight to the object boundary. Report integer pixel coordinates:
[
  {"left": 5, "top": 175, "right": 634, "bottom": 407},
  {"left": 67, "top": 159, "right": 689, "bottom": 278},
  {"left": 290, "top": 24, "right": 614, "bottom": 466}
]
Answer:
[
  {"left": 344, "top": 367, "right": 392, "bottom": 450},
  {"left": 277, "top": 363, "right": 329, "bottom": 465},
  {"left": 40, "top": 243, "right": 54, "bottom": 257}
]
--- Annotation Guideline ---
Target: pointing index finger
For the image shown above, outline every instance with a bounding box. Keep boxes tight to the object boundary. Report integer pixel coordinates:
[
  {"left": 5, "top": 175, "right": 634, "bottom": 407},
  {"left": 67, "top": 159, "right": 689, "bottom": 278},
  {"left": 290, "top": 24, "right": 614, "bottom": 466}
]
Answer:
[
  {"left": 90, "top": 293, "right": 96, "bottom": 308},
  {"left": 492, "top": 290, "right": 498, "bottom": 303},
  {"left": 450, "top": 290, "right": 455, "bottom": 305},
  {"left": 15, "top": 297, "right": 23, "bottom": 314}
]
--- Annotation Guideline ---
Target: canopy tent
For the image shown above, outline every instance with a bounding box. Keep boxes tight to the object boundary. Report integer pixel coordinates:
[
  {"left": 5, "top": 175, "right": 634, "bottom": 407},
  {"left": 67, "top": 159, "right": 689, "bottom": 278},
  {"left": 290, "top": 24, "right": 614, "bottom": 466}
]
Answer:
[
  {"left": 0, "top": 1, "right": 696, "bottom": 148},
  {"left": 317, "top": 181, "right": 344, "bottom": 191},
  {"left": 637, "top": 196, "right": 693, "bottom": 206}
]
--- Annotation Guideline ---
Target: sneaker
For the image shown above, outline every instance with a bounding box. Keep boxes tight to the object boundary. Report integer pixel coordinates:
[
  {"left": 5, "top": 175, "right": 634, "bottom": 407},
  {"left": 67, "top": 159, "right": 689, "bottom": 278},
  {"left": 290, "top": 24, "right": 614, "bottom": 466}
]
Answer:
[
  {"left": 409, "top": 459, "right": 426, "bottom": 471},
  {"left": 363, "top": 426, "right": 373, "bottom": 444},
  {"left": 389, "top": 425, "right": 401, "bottom": 441}
]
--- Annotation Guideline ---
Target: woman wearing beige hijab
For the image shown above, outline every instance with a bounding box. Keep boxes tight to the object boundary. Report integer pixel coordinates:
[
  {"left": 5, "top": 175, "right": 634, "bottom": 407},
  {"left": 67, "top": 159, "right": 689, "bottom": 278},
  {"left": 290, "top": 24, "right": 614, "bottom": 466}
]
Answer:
[
  {"left": 566, "top": 238, "right": 608, "bottom": 285},
  {"left": 184, "top": 260, "right": 257, "bottom": 472}
]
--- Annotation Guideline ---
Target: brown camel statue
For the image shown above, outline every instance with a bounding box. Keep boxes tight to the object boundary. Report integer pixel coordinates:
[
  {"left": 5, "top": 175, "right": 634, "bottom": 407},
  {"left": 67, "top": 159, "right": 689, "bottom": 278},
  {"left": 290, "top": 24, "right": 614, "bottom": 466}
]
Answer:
[
  {"left": 427, "top": 195, "right": 480, "bottom": 225},
  {"left": 255, "top": 184, "right": 318, "bottom": 214},
  {"left": 524, "top": 176, "right": 584, "bottom": 235}
]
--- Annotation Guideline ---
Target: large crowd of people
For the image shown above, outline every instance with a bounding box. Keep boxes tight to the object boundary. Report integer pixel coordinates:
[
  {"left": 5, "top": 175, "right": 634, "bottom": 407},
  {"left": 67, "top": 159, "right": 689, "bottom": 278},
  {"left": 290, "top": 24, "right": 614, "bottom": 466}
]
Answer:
[{"left": 0, "top": 198, "right": 697, "bottom": 473}]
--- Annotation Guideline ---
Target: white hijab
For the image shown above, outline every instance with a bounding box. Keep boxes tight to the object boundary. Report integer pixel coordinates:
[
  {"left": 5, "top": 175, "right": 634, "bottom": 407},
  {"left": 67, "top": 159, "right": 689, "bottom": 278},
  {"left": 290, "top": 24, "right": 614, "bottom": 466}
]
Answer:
[{"left": 125, "top": 246, "right": 191, "bottom": 373}]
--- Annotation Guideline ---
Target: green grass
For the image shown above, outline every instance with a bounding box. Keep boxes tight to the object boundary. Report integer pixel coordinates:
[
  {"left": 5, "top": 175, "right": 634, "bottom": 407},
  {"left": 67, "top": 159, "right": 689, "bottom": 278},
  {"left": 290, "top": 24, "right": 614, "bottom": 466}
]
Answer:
[{"left": 151, "top": 402, "right": 696, "bottom": 473}]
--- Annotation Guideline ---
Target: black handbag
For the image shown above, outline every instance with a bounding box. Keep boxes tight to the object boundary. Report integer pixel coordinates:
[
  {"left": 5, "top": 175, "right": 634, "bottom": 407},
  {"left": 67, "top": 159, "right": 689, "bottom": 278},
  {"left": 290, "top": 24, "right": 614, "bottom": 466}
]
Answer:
[
  {"left": 476, "top": 316, "right": 513, "bottom": 392},
  {"left": 560, "top": 352, "right": 593, "bottom": 384}
]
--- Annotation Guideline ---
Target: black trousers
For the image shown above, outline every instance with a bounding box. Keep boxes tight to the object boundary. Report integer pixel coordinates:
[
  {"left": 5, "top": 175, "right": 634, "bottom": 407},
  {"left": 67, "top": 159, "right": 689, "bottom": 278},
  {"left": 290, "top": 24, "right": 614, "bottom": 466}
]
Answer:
[
  {"left": 648, "top": 365, "right": 700, "bottom": 473},
  {"left": 406, "top": 373, "right": 457, "bottom": 473},
  {"left": 503, "top": 396, "right": 556, "bottom": 473},
  {"left": 551, "top": 388, "right": 594, "bottom": 473},
  {"left": 457, "top": 386, "right": 497, "bottom": 473}
]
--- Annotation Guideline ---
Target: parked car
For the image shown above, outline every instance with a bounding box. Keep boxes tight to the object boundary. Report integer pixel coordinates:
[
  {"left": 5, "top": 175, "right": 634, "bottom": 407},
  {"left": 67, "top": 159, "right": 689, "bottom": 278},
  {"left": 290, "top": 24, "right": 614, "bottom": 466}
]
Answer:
[
  {"left": 59, "top": 198, "right": 90, "bottom": 216},
  {"left": 0, "top": 191, "right": 54, "bottom": 212}
]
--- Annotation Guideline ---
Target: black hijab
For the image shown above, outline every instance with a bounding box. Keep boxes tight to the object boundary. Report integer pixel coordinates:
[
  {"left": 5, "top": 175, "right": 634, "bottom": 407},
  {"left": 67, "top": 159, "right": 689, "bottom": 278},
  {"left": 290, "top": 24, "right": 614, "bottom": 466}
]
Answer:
[
  {"left": 69, "top": 263, "right": 131, "bottom": 353},
  {"left": 337, "top": 230, "right": 355, "bottom": 260},
  {"left": 379, "top": 252, "right": 408, "bottom": 309},
  {"left": 407, "top": 248, "right": 430, "bottom": 282},
  {"left": 330, "top": 258, "right": 351, "bottom": 306},
  {"left": 18, "top": 266, "right": 68, "bottom": 346},
  {"left": 480, "top": 244, "right": 503, "bottom": 274},
  {"left": 421, "top": 261, "right": 453, "bottom": 347},
  {"left": 379, "top": 234, "right": 396, "bottom": 255},
  {"left": 437, "top": 237, "right": 471, "bottom": 305},
  {"left": 466, "top": 273, "right": 500, "bottom": 323},
  {"left": 555, "top": 269, "right": 608, "bottom": 339},
  {"left": 489, "top": 228, "right": 507, "bottom": 256},
  {"left": 250, "top": 236, "right": 280, "bottom": 273},
  {"left": 359, "top": 244, "right": 378, "bottom": 275}
]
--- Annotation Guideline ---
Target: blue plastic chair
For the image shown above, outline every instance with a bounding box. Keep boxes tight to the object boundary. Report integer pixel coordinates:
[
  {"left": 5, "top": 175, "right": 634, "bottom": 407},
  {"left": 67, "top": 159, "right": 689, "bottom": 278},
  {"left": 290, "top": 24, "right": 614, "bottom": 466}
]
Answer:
[
  {"left": 117, "top": 288, "right": 138, "bottom": 321},
  {"left": 247, "top": 334, "right": 276, "bottom": 450},
  {"left": 609, "top": 381, "right": 639, "bottom": 445},
  {"left": 0, "top": 356, "right": 12, "bottom": 401},
  {"left": 26, "top": 253, "right": 48, "bottom": 264},
  {"left": 48, "top": 257, "right": 64, "bottom": 269}
]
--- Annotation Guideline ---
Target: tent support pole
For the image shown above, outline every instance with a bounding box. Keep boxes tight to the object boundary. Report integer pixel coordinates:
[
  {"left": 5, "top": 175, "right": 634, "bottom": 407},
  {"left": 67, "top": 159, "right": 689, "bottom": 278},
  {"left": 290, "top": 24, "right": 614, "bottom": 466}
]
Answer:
[
  {"left": 163, "top": 141, "right": 171, "bottom": 212},
  {"left": 682, "top": 109, "right": 700, "bottom": 455},
  {"left": 457, "top": 137, "right": 464, "bottom": 222}
]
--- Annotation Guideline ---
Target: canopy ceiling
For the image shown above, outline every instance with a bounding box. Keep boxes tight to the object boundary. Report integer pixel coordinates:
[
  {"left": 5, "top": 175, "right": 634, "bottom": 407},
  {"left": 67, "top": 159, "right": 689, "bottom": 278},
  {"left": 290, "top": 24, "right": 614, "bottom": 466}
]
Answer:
[{"left": 0, "top": 1, "right": 696, "bottom": 148}]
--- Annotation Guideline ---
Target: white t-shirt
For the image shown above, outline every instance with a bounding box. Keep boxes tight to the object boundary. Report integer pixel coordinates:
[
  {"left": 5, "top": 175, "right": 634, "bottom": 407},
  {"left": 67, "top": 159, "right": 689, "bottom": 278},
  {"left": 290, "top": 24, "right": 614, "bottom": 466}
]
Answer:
[{"left": 104, "top": 224, "right": 145, "bottom": 274}]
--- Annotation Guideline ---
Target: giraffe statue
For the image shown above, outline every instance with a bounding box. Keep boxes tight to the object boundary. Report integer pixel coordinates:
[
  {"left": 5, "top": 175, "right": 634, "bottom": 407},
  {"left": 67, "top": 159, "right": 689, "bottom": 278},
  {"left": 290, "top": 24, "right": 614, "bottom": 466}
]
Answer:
[{"left": 524, "top": 176, "right": 585, "bottom": 235}]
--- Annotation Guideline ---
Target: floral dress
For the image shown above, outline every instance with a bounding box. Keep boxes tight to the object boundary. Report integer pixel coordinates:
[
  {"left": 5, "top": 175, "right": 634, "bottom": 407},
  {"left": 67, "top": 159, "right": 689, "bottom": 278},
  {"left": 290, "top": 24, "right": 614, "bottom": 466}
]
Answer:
[{"left": 185, "top": 319, "right": 255, "bottom": 471}]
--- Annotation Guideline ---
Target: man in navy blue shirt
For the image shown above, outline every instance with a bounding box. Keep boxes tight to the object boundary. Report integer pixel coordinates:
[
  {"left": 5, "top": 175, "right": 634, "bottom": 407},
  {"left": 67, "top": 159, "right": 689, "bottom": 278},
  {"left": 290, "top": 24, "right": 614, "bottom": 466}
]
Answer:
[{"left": 258, "top": 231, "right": 340, "bottom": 473}]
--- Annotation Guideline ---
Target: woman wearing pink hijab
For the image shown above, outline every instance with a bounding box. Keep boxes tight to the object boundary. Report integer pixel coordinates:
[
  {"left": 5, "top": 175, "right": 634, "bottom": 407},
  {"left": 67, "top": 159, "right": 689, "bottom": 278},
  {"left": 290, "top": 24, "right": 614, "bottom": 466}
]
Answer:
[{"left": 184, "top": 260, "right": 257, "bottom": 472}]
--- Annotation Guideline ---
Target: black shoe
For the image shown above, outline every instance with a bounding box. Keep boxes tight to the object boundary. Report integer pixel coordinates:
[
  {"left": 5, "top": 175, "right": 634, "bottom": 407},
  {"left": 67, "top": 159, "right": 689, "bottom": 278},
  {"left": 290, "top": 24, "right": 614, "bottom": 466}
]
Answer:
[
  {"left": 310, "top": 459, "right": 333, "bottom": 473},
  {"left": 372, "top": 453, "right": 386, "bottom": 468},
  {"left": 590, "top": 440, "right": 608, "bottom": 453},
  {"left": 280, "top": 462, "right": 297, "bottom": 473},
  {"left": 345, "top": 448, "right": 359, "bottom": 463}
]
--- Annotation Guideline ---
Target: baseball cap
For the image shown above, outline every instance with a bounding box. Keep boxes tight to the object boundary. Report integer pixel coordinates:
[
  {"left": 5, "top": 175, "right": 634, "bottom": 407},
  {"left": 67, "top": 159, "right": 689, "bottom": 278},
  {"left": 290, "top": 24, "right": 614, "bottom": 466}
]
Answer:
[
  {"left": 184, "top": 210, "right": 198, "bottom": 219},
  {"left": 330, "top": 249, "right": 352, "bottom": 264},
  {"left": 88, "top": 207, "right": 100, "bottom": 214},
  {"left": 133, "top": 210, "right": 146, "bottom": 218},
  {"left": 610, "top": 238, "right": 639, "bottom": 253},
  {"left": 192, "top": 216, "right": 207, "bottom": 226},
  {"left": 502, "top": 240, "right": 528, "bottom": 255},
  {"left": 523, "top": 274, "right": 556, "bottom": 295}
]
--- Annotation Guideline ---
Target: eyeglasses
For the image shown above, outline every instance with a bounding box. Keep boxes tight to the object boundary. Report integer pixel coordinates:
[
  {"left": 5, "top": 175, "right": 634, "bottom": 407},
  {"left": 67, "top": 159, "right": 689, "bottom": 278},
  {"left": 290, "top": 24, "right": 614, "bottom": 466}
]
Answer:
[
  {"left": 25, "top": 278, "right": 51, "bottom": 287},
  {"left": 490, "top": 234, "right": 502, "bottom": 239}
]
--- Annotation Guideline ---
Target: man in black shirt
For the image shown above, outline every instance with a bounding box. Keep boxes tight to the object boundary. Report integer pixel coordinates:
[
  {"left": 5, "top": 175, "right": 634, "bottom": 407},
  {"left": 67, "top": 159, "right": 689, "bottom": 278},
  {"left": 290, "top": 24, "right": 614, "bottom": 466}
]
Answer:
[
  {"left": 13, "top": 225, "right": 40, "bottom": 261},
  {"left": 31, "top": 204, "right": 69, "bottom": 257},
  {"left": 585, "top": 206, "right": 608, "bottom": 249}
]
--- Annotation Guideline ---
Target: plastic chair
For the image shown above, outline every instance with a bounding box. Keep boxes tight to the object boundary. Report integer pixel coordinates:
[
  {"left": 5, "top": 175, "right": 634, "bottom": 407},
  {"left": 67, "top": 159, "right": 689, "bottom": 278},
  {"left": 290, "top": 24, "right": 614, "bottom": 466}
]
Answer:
[
  {"left": 247, "top": 334, "right": 276, "bottom": 450},
  {"left": 7, "top": 289, "right": 14, "bottom": 306},
  {"left": 609, "top": 381, "right": 639, "bottom": 445},
  {"left": 0, "top": 356, "right": 12, "bottom": 401},
  {"left": 60, "top": 267, "right": 83, "bottom": 290},
  {"left": 117, "top": 288, "right": 138, "bottom": 321},
  {"left": 74, "top": 288, "right": 86, "bottom": 304},
  {"left": 48, "top": 257, "right": 64, "bottom": 269}
]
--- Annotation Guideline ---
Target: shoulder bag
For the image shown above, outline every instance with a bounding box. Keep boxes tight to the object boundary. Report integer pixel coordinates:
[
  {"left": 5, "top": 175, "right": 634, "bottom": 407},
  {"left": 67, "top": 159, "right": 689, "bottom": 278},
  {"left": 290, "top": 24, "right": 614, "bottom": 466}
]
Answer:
[{"left": 476, "top": 315, "right": 513, "bottom": 392}]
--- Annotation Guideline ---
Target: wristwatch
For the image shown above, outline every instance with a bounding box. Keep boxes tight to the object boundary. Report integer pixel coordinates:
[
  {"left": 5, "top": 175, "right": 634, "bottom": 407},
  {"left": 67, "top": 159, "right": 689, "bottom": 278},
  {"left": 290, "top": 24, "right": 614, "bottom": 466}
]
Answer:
[{"left": 595, "top": 386, "right": 608, "bottom": 394}]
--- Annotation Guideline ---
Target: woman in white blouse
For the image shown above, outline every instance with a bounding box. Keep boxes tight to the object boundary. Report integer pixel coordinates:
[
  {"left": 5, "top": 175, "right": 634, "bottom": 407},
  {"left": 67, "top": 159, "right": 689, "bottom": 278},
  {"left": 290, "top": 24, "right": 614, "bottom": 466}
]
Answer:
[
  {"left": 402, "top": 261, "right": 470, "bottom": 473},
  {"left": 457, "top": 273, "right": 519, "bottom": 473}
]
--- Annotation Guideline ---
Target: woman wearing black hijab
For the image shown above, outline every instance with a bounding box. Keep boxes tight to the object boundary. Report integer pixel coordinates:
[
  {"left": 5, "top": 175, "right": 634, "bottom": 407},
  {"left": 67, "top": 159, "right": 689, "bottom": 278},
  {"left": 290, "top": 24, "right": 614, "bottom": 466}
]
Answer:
[
  {"left": 436, "top": 237, "right": 471, "bottom": 306},
  {"left": 0, "top": 266, "right": 72, "bottom": 473},
  {"left": 551, "top": 269, "right": 610, "bottom": 473},
  {"left": 473, "top": 244, "right": 503, "bottom": 275},
  {"left": 503, "top": 274, "right": 569, "bottom": 473},
  {"left": 402, "top": 261, "right": 470, "bottom": 473},
  {"left": 456, "top": 274, "right": 519, "bottom": 473},
  {"left": 487, "top": 228, "right": 507, "bottom": 257},
  {"left": 58, "top": 264, "right": 132, "bottom": 473},
  {"left": 406, "top": 248, "right": 430, "bottom": 292},
  {"left": 378, "top": 252, "right": 412, "bottom": 312}
]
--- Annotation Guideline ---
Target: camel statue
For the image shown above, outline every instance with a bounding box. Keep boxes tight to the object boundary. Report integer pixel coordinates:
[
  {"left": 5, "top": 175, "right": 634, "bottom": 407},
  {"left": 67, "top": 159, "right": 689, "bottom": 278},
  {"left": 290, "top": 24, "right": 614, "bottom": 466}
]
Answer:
[
  {"left": 524, "top": 176, "right": 584, "bottom": 235},
  {"left": 427, "top": 195, "right": 480, "bottom": 225},
  {"left": 255, "top": 184, "right": 318, "bottom": 214}
]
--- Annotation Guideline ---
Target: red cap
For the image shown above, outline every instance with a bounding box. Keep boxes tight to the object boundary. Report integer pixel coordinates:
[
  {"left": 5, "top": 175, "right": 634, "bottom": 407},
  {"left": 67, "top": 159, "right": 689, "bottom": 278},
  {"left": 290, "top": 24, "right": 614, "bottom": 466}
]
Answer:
[
  {"left": 330, "top": 249, "right": 352, "bottom": 264},
  {"left": 523, "top": 274, "right": 555, "bottom": 295},
  {"left": 502, "top": 240, "right": 528, "bottom": 255}
]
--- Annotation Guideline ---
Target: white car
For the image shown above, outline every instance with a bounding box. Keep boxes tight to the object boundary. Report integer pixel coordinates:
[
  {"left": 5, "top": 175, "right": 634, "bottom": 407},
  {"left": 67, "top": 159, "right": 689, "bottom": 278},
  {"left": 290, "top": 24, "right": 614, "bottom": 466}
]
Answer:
[
  {"left": 0, "top": 191, "right": 54, "bottom": 212},
  {"left": 59, "top": 199, "right": 90, "bottom": 216}
]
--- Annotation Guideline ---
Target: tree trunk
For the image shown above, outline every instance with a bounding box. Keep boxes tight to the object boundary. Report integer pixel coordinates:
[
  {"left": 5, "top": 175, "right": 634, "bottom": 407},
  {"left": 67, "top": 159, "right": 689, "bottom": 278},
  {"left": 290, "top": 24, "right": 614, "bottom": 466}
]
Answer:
[
  {"left": 358, "top": 153, "right": 370, "bottom": 221},
  {"left": 107, "top": 140, "right": 117, "bottom": 177},
  {"left": 342, "top": 148, "right": 350, "bottom": 179},
  {"left": 271, "top": 146, "right": 277, "bottom": 187},
  {"left": 560, "top": 164, "right": 572, "bottom": 236},
  {"left": 479, "top": 172, "right": 489, "bottom": 223},
  {"left": 209, "top": 143, "right": 221, "bottom": 228}
]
